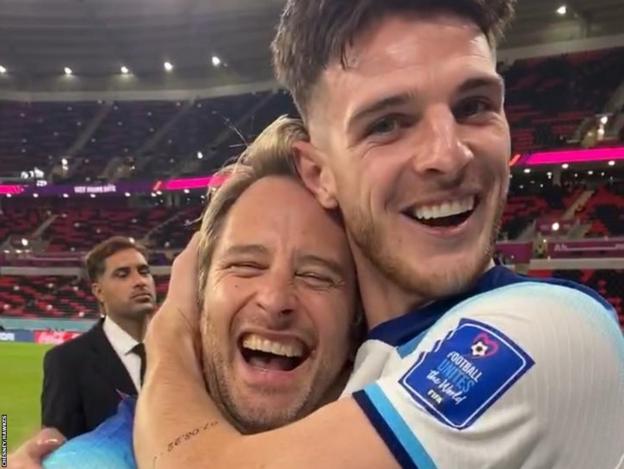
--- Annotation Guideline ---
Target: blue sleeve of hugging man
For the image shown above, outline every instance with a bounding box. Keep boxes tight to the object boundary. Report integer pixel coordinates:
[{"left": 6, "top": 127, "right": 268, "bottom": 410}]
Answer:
[{"left": 43, "top": 397, "right": 137, "bottom": 469}]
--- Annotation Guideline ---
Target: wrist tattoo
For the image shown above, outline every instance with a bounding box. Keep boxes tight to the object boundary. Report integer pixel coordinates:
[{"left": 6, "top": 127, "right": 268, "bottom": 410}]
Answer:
[{"left": 151, "top": 420, "right": 218, "bottom": 468}]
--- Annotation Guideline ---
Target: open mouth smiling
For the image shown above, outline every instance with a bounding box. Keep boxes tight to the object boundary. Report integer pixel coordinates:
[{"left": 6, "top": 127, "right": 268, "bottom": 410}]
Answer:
[
  {"left": 402, "top": 195, "right": 480, "bottom": 228},
  {"left": 239, "top": 333, "right": 311, "bottom": 372}
]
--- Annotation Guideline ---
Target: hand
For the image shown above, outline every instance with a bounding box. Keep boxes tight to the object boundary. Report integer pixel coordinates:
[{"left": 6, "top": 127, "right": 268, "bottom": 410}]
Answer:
[
  {"left": 134, "top": 233, "right": 207, "bottom": 468},
  {"left": 7, "top": 428, "right": 65, "bottom": 469},
  {"left": 144, "top": 233, "right": 202, "bottom": 368},
  {"left": 161, "top": 232, "right": 201, "bottom": 327}
]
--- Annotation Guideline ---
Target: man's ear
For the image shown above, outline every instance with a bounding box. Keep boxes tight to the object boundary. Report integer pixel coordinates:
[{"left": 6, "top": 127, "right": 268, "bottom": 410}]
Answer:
[
  {"left": 292, "top": 140, "right": 338, "bottom": 209},
  {"left": 91, "top": 282, "right": 104, "bottom": 304}
]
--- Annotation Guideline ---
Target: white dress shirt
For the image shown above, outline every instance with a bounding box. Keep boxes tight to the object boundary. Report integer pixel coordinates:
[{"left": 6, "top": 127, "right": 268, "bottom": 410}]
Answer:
[{"left": 102, "top": 316, "right": 142, "bottom": 393}]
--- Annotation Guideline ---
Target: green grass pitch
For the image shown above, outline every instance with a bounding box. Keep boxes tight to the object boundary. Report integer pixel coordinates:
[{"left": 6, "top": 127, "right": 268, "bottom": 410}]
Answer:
[{"left": 0, "top": 342, "right": 52, "bottom": 451}]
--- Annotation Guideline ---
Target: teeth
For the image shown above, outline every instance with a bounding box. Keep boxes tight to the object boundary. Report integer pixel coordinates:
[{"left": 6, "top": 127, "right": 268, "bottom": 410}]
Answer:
[
  {"left": 412, "top": 196, "right": 475, "bottom": 220},
  {"left": 242, "top": 334, "right": 304, "bottom": 358}
]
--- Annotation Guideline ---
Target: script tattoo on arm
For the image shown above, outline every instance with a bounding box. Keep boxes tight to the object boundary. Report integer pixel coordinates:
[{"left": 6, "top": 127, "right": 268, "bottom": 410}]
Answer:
[{"left": 151, "top": 420, "right": 219, "bottom": 469}]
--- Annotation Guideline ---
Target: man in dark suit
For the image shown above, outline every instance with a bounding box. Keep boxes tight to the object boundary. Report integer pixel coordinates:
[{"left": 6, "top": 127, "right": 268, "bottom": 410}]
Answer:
[{"left": 41, "top": 236, "right": 156, "bottom": 439}]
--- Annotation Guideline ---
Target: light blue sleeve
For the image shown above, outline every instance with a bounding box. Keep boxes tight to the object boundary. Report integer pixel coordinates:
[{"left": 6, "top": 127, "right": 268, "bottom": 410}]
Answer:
[{"left": 43, "top": 397, "right": 137, "bottom": 469}]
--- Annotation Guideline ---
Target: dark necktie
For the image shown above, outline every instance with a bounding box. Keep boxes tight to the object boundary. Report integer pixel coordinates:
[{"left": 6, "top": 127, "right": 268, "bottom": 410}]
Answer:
[{"left": 130, "top": 343, "right": 146, "bottom": 387}]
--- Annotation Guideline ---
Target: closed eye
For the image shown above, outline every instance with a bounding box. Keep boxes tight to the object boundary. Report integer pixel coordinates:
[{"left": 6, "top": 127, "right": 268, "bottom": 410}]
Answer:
[
  {"left": 228, "top": 263, "right": 266, "bottom": 276},
  {"left": 297, "top": 272, "right": 336, "bottom": 289},
  {"left": 113, "top": 269, "right": 129, "bottom": 278}
]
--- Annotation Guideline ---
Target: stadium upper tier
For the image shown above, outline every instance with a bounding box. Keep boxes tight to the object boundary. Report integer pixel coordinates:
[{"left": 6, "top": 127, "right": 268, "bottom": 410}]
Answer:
[
  {"left": 1, "top": 47, "right": 623, "bottom": 183},
  {"left": 503, "top": 47, "right": 624, "bottom": 154},
  {"left": 0, "top": 101, "right": 100, "bottom": 176},
  {"left": 0, "top": 90, "right": 298, "bottom": 183}
]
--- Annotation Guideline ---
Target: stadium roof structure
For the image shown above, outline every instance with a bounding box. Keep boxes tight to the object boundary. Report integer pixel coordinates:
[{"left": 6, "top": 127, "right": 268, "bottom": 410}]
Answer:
[
  {"left": 508, "top": 0, "right": 624, "bottom": 47},
  {"left": 0, "top": 0, "right": 623, "bottom": 98}
]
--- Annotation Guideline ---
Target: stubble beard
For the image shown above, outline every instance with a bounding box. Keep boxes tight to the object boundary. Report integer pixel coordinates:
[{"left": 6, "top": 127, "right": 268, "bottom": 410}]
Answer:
[
  {"left": 344, "top": 196, "right": 505, "bottom": 306},
  {"left": 200, "top": 315, "right": 316, "bottom": 434}
]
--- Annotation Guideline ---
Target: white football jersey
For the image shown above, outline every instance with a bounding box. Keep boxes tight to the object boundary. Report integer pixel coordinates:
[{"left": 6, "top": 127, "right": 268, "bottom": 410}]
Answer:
[{"left": 344, "top": 266, "right": 624, "bottom": 469}]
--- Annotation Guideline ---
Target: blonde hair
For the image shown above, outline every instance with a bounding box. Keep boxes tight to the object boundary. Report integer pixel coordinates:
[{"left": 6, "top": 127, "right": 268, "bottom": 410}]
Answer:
[{"left": 197, "top": 116, "right": 309, "bottom": 301}]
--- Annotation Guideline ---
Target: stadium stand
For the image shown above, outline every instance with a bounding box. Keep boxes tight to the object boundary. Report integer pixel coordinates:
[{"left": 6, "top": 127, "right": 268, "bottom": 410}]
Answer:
[
  {"left": 0, "top": 197, "right": 201, "bottom": 251},
  {"left": 0, "top": 275, "right": 169, "bottom": 319},
  {"left": 503, "top": 47, "right": 624, "bottom": 154},
  {"left": 1, "top": 48, "right": 623, "bottom": 185},
  {"left": 68, "top": 101, "right": 181, "bottom": 183},
  {"left": 0, "top": 275, "right": 97, "bottom": 319},
  {"left": 43, "top": 204, "right": 173, "bottom": 252},
  {"left": 576, "top": 185, "right": 624, "bottom": 237},
  {"left": 3, "top": 176, "right": 622, "bottom": 326},
  {"left": 500, "top": 182, "right": 584, "bottom": 239},
  {"left": 146, "top": 205, "right": 202, "bottom": 249},
  {"left": 0, "top": 202, "right": 46, "bottom": 246},
  {"left": 0, "top": 47, "right": 622, "bottom": 327},
  {"left": 0, "top": 101, "right": 100, "bottom": 177}
]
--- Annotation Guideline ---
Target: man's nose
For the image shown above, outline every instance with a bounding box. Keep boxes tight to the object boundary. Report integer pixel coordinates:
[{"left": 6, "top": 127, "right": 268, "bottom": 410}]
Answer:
[
  {"left": 409, "top": 106, "right": 473, "bottom": 186},
  {"left": 131, "top": 270, "right": 149, "bottom": 288},
  {"left": 254, "top": 269, "right": 297, "bottom": 319}
]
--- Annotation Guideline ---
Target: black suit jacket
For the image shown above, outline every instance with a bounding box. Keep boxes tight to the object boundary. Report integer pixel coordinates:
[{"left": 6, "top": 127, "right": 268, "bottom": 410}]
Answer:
[{"left": 41, "top": 319, "right": 137, "bottom": 439}]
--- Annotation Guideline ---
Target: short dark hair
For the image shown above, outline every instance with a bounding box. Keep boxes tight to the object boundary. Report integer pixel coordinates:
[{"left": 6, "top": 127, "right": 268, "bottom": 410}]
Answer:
[
  {"left": 85, "top": 236, "right": 148, "bottom": 283},
  {"left": 272, "top": 0, "right": 516, "bottom": 117}
]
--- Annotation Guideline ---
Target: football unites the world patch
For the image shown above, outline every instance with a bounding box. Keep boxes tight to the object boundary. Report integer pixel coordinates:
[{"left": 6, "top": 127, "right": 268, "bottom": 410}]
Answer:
[{"left": 399, "top": 318, "right": 534, "bottom": 430}]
